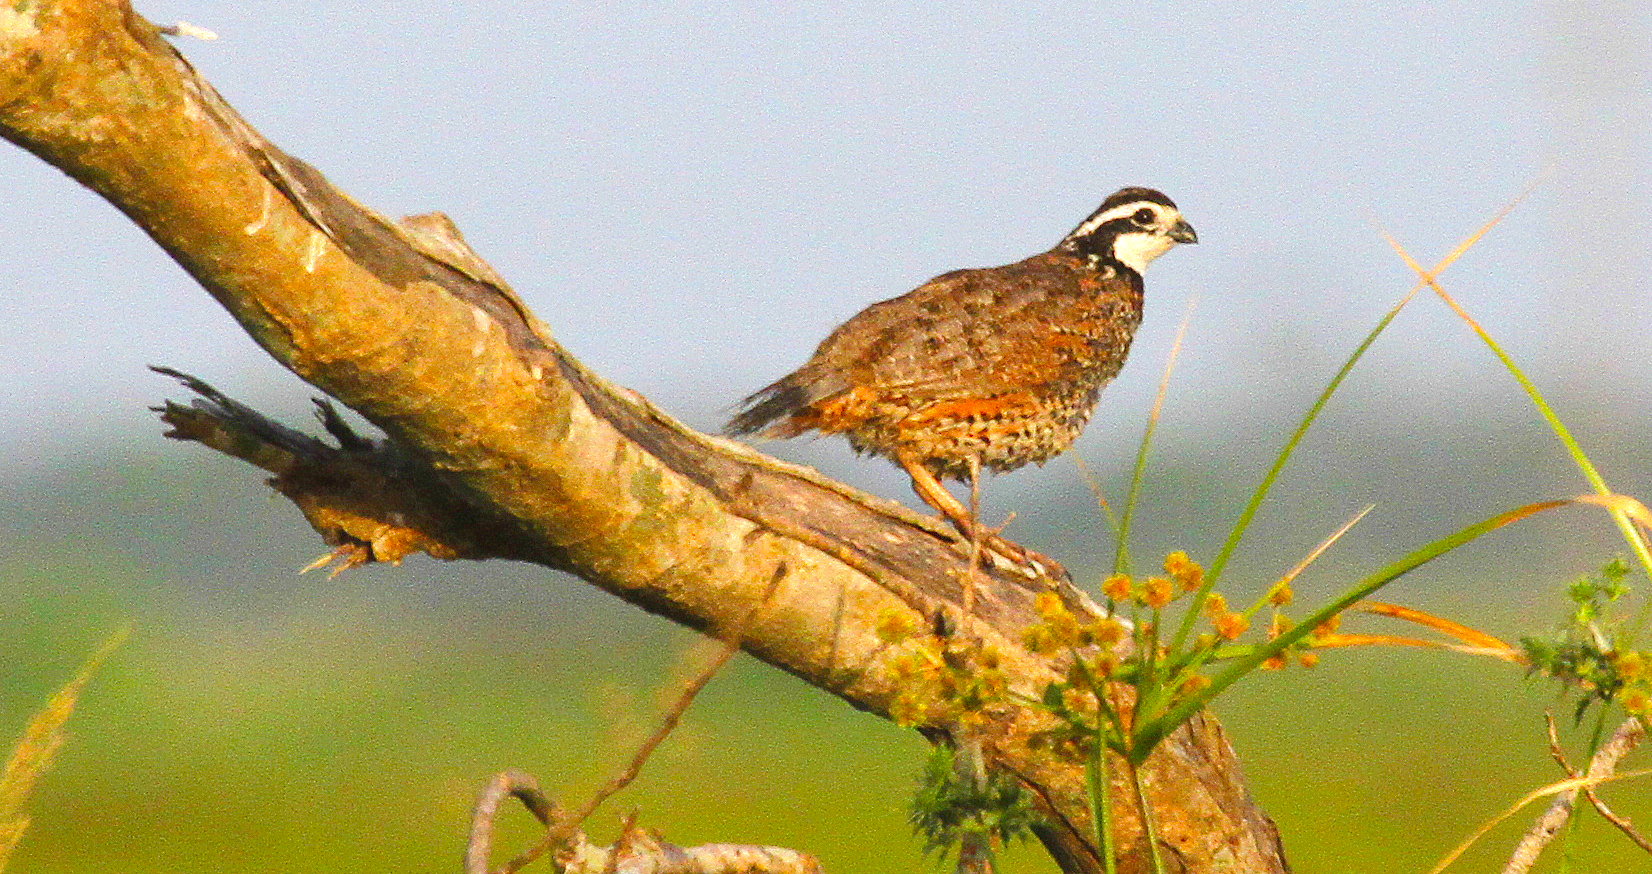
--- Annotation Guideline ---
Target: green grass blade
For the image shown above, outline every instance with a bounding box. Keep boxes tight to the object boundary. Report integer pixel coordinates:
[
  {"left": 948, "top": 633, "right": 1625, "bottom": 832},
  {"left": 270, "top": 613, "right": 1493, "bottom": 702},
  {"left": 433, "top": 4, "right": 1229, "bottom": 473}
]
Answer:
[
  {"left": 1241, "top": 505, "right": 1373, "bottom": 621},
  {"left": 1167, "top": 289, "right": 1417, "bottom": 654},
  {"left": 1073, "top": 457, "right": 1130, "bottom": 576},
  {"left": 1168, "top": 195, "right": 1529, "bottom": 658},
  {"left": 1485, "top": 337, "right": 1652, "bottom": 588},
  {"left": 1088, "top": 736, "right": 1116, "bottom": 874},
  {"left": 1386, "top": 235, "right": 1652, "bottom": 633},
  {"left": 1134, "top": 500, "right": 1567, "bottom": 759},
  {"left": 1127, "top": 758, "right": 1167, "bottom": 874}
]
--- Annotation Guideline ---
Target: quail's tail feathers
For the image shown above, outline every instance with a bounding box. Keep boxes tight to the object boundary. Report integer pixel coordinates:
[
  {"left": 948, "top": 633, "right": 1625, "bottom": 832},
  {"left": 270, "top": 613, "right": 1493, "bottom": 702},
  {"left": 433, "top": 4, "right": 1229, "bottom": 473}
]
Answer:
[
  {"left": 725, "top": 371, "right": 842, "bottom": 439},
  {"left": 725, "top": 377, "right": 807, "bottom": 438}
]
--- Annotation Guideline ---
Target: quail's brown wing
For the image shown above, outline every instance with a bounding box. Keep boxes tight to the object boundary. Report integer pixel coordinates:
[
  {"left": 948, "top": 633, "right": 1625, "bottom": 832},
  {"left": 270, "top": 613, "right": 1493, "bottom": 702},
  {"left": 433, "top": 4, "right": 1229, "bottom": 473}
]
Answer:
[{"left": 820, "top": 253, "right": 1140, "bottom": 405}]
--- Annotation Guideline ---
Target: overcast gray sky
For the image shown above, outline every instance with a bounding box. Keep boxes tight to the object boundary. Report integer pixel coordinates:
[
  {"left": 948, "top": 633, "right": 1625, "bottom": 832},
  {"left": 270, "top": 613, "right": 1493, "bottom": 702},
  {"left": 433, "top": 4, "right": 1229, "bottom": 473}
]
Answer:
[{"left": 3, "top": 1, "right": 1648, "bottom": 495}]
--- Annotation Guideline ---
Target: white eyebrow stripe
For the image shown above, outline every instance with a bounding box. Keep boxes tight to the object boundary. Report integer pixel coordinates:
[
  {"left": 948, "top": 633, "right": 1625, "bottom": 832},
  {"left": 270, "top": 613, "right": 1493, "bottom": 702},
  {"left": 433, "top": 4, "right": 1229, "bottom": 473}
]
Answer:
[{"left": 1066, "top": 202, "right": 1151, "bottom": 241}]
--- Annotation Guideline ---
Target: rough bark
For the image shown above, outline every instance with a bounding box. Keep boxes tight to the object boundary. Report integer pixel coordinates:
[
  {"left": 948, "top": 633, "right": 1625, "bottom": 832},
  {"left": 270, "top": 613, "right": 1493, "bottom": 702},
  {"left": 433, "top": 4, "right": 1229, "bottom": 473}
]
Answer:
[{"left": 0, "top": 3, "right": 1287, "bottom": 872}]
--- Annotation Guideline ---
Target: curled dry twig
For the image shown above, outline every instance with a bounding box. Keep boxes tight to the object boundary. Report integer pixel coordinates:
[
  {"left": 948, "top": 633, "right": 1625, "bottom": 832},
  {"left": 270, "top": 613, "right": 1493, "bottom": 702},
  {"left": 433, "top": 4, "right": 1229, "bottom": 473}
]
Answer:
[
  {"left": 466, "top": 771, "right": 562, "bottom": 874},
  {"left": 467, "top": 772, "right": 823, "bottom": 874},
  {"left": 461, "top": 634, "right": 820, "bottom": 874},
  {"left": 491, "top": 638, "right": 743, "bottom": 874},
  {"left": 473, "top": 568, "right": 787, "bottom": 874}
]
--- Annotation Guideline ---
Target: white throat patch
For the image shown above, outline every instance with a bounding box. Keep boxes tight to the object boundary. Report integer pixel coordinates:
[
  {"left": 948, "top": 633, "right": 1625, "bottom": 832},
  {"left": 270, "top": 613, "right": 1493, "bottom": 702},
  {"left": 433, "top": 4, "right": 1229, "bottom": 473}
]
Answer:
[{"left": 1110, "top": 230, "right": 1177, "bottom": 275}]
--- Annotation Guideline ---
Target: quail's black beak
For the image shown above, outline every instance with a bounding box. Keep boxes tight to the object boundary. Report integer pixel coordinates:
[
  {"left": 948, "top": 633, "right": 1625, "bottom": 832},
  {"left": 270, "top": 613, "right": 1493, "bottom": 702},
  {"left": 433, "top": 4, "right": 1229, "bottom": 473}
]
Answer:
[{"left": 1169, "top": 220, "right": 1198, "bottom": 244}]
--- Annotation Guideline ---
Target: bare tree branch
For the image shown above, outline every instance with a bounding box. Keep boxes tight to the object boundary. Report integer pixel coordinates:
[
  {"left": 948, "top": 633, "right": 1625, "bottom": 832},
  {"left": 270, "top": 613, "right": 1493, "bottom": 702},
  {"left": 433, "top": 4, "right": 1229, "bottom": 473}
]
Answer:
[
  {"left": 1505, "top": 716, "right": 1647, "bottom": 874},
  {"left": 0, "top": 3, "right": 1287, "bottom": 872}
]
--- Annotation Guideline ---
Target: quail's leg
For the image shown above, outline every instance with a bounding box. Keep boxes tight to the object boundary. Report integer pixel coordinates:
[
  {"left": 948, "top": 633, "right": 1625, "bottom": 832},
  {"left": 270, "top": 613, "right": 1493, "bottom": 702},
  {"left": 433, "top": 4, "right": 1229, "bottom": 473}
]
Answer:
[
  {"left": 963, "top": 455, "right": 984, "bottom": 613},
  {"left": 896, "top": 453, "right": 1065, "bottom": 581}
]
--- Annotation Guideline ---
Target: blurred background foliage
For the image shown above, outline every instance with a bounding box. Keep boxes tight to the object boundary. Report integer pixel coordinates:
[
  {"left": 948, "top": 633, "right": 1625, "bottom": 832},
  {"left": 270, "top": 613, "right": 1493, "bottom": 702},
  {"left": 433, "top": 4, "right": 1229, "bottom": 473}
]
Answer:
[
  {"left": 4, "top": 432, "right": 1649, "bottom": 872},
  {"left": 3, "top": 1, "right": 1650, "bottom": 872}
]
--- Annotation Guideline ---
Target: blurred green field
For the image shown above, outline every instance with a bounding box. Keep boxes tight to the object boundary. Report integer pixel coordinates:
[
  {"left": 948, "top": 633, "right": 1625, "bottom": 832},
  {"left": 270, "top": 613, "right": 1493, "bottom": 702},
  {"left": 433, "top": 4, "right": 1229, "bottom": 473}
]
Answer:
[{"left": 4, "top": 450, "right": 1649, "bottom": 873}]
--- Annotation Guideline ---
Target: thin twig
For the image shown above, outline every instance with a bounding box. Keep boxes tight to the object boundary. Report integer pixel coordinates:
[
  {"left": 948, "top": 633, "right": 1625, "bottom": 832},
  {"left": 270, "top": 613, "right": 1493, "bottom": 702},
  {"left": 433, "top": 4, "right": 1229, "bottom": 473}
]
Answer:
[
  {"left": 1544, "top": 713, "right": 1573, "bottom": 772},
  {"left": 156, "top": 21, "right": 218, "bottom": 40},
  {"left": 1433, "top": 767, "right": 1652, "bottom": 874},
  {"left": 497, "top": 638, "right": 742, "bottom": 874},
  {"left": 493, "top": 563, "right": 789, "bottom": 873},
  {"left": 1582, "top": 783, "right": 1652, "bottom": 855},
  {"left": 581, "top": 640, "right": 741, "bottom": 818},
  {"left": 966, "top": 455, "right": 983, "bottom": 617}
]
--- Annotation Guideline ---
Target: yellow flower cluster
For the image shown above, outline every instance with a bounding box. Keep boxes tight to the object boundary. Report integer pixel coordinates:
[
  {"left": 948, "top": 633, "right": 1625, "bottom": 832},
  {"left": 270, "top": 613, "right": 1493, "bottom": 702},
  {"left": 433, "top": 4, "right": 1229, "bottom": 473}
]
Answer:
[
  {"left": 879, "top": 619, "right": 1010, "bottom": 729},
  {"left": 1164, "top": 550, "right": 1204, "bottom": 590},
  {"left": 1611, "top": 650, "right": 1651, "bottom": 717},
  {"left": 1022, "top": 591, "right": 1125, "bottom": 656}
]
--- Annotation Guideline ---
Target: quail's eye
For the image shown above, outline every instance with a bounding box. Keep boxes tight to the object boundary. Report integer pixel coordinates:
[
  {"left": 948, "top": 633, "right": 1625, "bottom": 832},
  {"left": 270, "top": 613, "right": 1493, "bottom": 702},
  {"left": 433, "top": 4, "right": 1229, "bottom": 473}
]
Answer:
[{"left": 1131, "top": 207, "right": 1156, "bottom": 226}]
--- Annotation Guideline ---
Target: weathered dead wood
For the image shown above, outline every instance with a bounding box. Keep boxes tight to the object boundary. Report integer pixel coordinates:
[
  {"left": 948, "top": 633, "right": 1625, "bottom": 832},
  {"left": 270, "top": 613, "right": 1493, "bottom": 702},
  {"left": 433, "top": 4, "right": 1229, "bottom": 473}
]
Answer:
[
  {"left": 467, "top": 772, "right": 823, "bottom": 874},
  {"left": 0, "top": 3, "right": 1287, "bottom": 871}
]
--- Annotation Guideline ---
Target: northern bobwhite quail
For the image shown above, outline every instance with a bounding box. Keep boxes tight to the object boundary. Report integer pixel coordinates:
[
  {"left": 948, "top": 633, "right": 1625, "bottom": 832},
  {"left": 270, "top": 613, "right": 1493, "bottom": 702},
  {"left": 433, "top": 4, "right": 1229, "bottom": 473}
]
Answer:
[{"left": 726, "top": 187, "right": 1196, "bottom": 571}]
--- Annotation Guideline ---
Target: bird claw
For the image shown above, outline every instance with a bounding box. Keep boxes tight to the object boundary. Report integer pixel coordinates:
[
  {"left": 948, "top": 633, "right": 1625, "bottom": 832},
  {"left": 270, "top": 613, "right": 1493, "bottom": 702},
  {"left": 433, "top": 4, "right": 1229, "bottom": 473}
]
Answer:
[
  {"left": 977, "top": 534, "right": 1067, "bottom": 582},
  {"left": 300, "top": 542, "right": 373, "bottom": 578},
  {"left": 953, "top": 512, "right": 1067, "bottom": 581}
]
